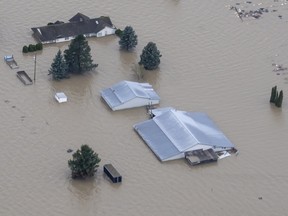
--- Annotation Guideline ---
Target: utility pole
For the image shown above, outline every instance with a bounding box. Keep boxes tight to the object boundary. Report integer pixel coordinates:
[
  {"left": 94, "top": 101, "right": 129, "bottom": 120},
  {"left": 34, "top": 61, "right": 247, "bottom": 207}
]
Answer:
[{"left": 34, "top": 54, "right": 37, "bottom": 83}]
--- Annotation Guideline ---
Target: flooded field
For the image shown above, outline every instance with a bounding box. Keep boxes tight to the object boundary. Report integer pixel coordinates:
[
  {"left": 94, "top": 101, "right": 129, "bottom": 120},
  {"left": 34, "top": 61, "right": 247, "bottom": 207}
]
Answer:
[{"left": 0, "top": 0, "right": 288, "bottom": 215}]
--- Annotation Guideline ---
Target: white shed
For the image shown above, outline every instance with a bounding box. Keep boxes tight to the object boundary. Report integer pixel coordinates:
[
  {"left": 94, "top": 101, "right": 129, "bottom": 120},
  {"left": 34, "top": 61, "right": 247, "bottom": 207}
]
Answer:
[
  {"left": 101, "top": 81, "right": 160, "bottom": 111},
  {"left": 134, "top": 108, "right": 235, "bottom": 162},
  {"left": 55, "top": 92, "right": 67, "bottom": 103}
]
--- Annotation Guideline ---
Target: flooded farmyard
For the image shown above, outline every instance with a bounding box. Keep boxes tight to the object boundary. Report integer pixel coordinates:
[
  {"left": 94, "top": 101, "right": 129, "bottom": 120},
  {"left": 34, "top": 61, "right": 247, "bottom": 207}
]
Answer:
[{"left": 1, "top": 0, "right": 288, "bottom": 215}]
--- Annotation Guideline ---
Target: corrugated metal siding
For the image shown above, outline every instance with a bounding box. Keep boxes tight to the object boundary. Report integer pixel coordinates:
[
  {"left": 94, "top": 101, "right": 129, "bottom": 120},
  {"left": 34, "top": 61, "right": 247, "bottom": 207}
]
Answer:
[
  {"left": 101, "top": 88, "right": 121, "bottom": 109},
  {"left": 134, "top": 120, "right": 180, "bottom": 161},
  {"left": 112, "top": 81, "right": 135, "bottom": 103},
  {"left": 185, "top": 112, "right": 234, "bottom": 148},
  {"left": 153, "top": 111, "right": 199, "bottom": 152}
]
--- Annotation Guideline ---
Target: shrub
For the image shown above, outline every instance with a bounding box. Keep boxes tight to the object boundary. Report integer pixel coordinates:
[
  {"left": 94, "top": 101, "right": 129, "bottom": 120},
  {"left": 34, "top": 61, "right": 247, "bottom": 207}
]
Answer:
[
  {"left": 35, "top": 43, "right": 43, "bottom": 51},
  {"left": 22, "top": 45, "right": 28, "bottom": 53},
  {"left": 28, "top": 44, "right": 36, "bottom": 52},
  {"left": 115, "top": 29, "right": 123, "bottom": 37},
  {"left": 22, "top": 43, "right": 43, "bottom": 53}
]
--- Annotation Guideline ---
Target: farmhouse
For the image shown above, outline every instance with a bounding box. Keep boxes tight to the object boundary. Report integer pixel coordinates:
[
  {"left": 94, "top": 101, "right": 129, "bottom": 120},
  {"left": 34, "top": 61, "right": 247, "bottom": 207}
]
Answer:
[
  {"left": 134, "top": 108, "right": 235, "bottom": 162},
  {"left": 31, "top": 13, "right": 116, "bottom": 44},
  {"left": 101, "top": 80, "right": 160, "bottom": 111}
]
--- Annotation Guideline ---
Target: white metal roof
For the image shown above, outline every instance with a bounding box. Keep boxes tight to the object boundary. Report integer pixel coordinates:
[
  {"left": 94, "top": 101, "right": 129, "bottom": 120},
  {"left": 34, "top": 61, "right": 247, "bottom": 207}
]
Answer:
[
  {"left": 101, "top": 80, "right": 160, "bottom": 110},
  {"left": 134, "top": 108, "right": 235, "bottom": 161}
]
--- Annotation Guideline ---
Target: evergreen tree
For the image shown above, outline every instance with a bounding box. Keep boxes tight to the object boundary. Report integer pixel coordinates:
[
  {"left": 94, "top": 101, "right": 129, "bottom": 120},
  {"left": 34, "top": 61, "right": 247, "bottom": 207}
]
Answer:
[
  {"left": 139, "top": 42, "right": 162, "bottom": 70},
  {"left": 64, "top": 35, "right": 97, "bottom": 74},
  {"left": 275, "top": 90, "right": 283, "bottom": 108},
  {"left": 119, "top": 26, "right": 138, "bottom": 50},
  {"left": 270, "top": 86, "right": 277, "bottom": 103},
  {"left": 48, "top": 50, "right": 68, "bottom": 80},
  {"left": 68, "top": 144, "right": 101, "bottom": 179}
]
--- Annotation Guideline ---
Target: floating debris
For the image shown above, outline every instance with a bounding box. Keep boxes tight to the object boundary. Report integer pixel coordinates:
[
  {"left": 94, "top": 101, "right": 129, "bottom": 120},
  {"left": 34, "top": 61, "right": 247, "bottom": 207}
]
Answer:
[
  {"left": 230, "top": 0, "right": 288, "bottom": 21},
  {"left": 272, "top": 63, "right": 287, "bottom": 72},
  {"left": 230, "top": 6, "right": 269, "bottom": 20},
  {"left": 67, "top": 149, "right": 73, "bottom": 153}
]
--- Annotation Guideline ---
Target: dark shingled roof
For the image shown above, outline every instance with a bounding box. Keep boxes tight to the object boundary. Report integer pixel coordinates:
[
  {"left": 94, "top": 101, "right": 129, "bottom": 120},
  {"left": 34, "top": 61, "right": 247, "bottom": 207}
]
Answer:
[
  {"left": 31, "top": 13, "right": 115, "bottom": 43},
  {"left": 69, "top": 13, "right": 90, "bottom": 22}
]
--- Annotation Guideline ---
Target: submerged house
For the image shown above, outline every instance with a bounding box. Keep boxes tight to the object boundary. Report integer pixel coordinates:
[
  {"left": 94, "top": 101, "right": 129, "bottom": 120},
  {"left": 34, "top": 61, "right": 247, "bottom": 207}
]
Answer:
[
  {"left": 101, "top": 80, "right": 160, "bottom": 111},
  {"left": 134, "top": 108, "right": 235, "bottom": 162},
  {"left": 31, "top": 13, "right": 116, "bottom": 44}
]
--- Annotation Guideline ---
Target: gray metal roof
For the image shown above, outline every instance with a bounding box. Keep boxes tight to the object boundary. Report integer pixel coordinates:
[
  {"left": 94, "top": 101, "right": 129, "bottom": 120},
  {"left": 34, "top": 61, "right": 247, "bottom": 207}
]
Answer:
[
  {"left": 101, "top": 81, "right": 160, "bottom": 110},
  {"left": 134, "top": 108, "right": 235, "bottom": 161}
]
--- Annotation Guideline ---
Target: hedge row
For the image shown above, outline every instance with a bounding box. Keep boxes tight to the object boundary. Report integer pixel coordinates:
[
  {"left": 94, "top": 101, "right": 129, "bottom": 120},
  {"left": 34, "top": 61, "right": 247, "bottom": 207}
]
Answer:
[{"left": 22, "top": 43, "right": 43, "bottom": 53}]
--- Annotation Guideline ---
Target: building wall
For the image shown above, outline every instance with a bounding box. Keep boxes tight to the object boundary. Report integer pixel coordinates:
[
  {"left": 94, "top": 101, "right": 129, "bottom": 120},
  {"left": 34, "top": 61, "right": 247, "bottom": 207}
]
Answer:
[
  {"left": 114, "top": 98, "right": 159, "bottom": 111},
  {"left": 97, "top": 26, "right": 116, "bottom": 37}
]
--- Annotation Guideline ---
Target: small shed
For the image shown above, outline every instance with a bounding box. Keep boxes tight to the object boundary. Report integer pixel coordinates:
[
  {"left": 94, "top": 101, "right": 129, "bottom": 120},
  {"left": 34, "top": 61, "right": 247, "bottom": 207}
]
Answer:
[
  {"left": 101, "top": 80, "right": 160, "bottom": 111},
  {"left": 55, "top": 92, "right": 67, "bottom": 103},
  {"left": 103, "top": 164, "right": 122, "bottom": 183}
]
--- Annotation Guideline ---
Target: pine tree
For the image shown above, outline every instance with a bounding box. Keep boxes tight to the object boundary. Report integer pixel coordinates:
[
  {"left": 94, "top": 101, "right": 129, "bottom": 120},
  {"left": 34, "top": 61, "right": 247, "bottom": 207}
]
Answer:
[
  {"left": 48, "top": 50, "right": 68, "bottom": 80},
  {"left": 119, "top": 26, "right": 138, "bottom": 50},
  {"left": 275, "top": 90, "right": 283, "bottom": 107},
  {"left": 270, "top": 86, "right": 277, "bottom": 103},
  {"left": 139, "top": 42, "right": 162, "bottom": 70},
  {"left": 64, "top": 35, "right": 97, "bottom": 74},
  {"left": 68, "top": 144, "right": 101, "bottom": 179}
]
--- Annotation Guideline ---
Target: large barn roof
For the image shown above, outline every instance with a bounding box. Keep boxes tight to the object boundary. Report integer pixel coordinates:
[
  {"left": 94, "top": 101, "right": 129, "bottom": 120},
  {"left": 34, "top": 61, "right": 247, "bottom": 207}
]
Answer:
[
  {"left": 134, "top": 108, "right": 235, "bottom": 161},
  {"left": 101, "top": 80, "right": 160, "bottom": 111}
]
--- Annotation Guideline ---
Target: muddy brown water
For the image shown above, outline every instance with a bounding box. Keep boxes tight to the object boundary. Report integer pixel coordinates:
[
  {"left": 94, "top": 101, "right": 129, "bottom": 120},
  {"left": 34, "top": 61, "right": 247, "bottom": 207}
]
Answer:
[{"left": 1, "top": 0, "right": 288, "bottom": 215}]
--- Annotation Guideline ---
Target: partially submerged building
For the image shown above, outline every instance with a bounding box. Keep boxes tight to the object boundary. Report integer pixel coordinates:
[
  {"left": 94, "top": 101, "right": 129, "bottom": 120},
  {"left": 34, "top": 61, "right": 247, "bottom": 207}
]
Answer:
[
  {"left": 101, "top": 80, "right": 160, "bottom": 111},
  {"left": 31, "top": 13, "right": 116, "bottom": 44},
  {"left": 133, "top": 108, "right": 235, "bottom": 162},
  {"left": 55, "top": 92, "right": 67, "bottom": 103}
]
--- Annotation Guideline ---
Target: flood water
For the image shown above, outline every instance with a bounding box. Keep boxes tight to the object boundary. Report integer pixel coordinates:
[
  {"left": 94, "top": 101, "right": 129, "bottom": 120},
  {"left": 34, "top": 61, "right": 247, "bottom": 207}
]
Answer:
[{"left": 1, "top": 0, "right": 288, "bottom": 215}]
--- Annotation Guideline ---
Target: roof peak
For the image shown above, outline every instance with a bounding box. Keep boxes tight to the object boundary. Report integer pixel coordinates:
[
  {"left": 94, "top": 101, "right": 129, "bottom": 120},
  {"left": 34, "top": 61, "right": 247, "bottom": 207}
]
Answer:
[{"left": 69, "top": 13, "right": 90, "bottom": 22}]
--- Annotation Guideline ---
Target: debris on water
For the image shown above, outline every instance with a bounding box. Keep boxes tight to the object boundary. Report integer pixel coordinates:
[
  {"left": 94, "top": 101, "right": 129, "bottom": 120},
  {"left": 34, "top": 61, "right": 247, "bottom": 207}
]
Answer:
[
  {"left": 230, "top": 6, "right": 269, "bottom": 20},
  {"left": 273, "top": 64, "right": 287, "bottom": 72},
  {"left": 230, "top": 0, "right": 287, "bottom": 21},
  {"left": 67, "top": 149, "right": 73, "bottom": 153}
]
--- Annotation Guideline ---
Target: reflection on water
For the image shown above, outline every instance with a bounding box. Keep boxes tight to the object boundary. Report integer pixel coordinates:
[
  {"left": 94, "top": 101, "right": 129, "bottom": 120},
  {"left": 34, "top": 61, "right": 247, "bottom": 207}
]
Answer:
[{"left": 68, "top": 177, "right": 99, "bottom": 201}]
